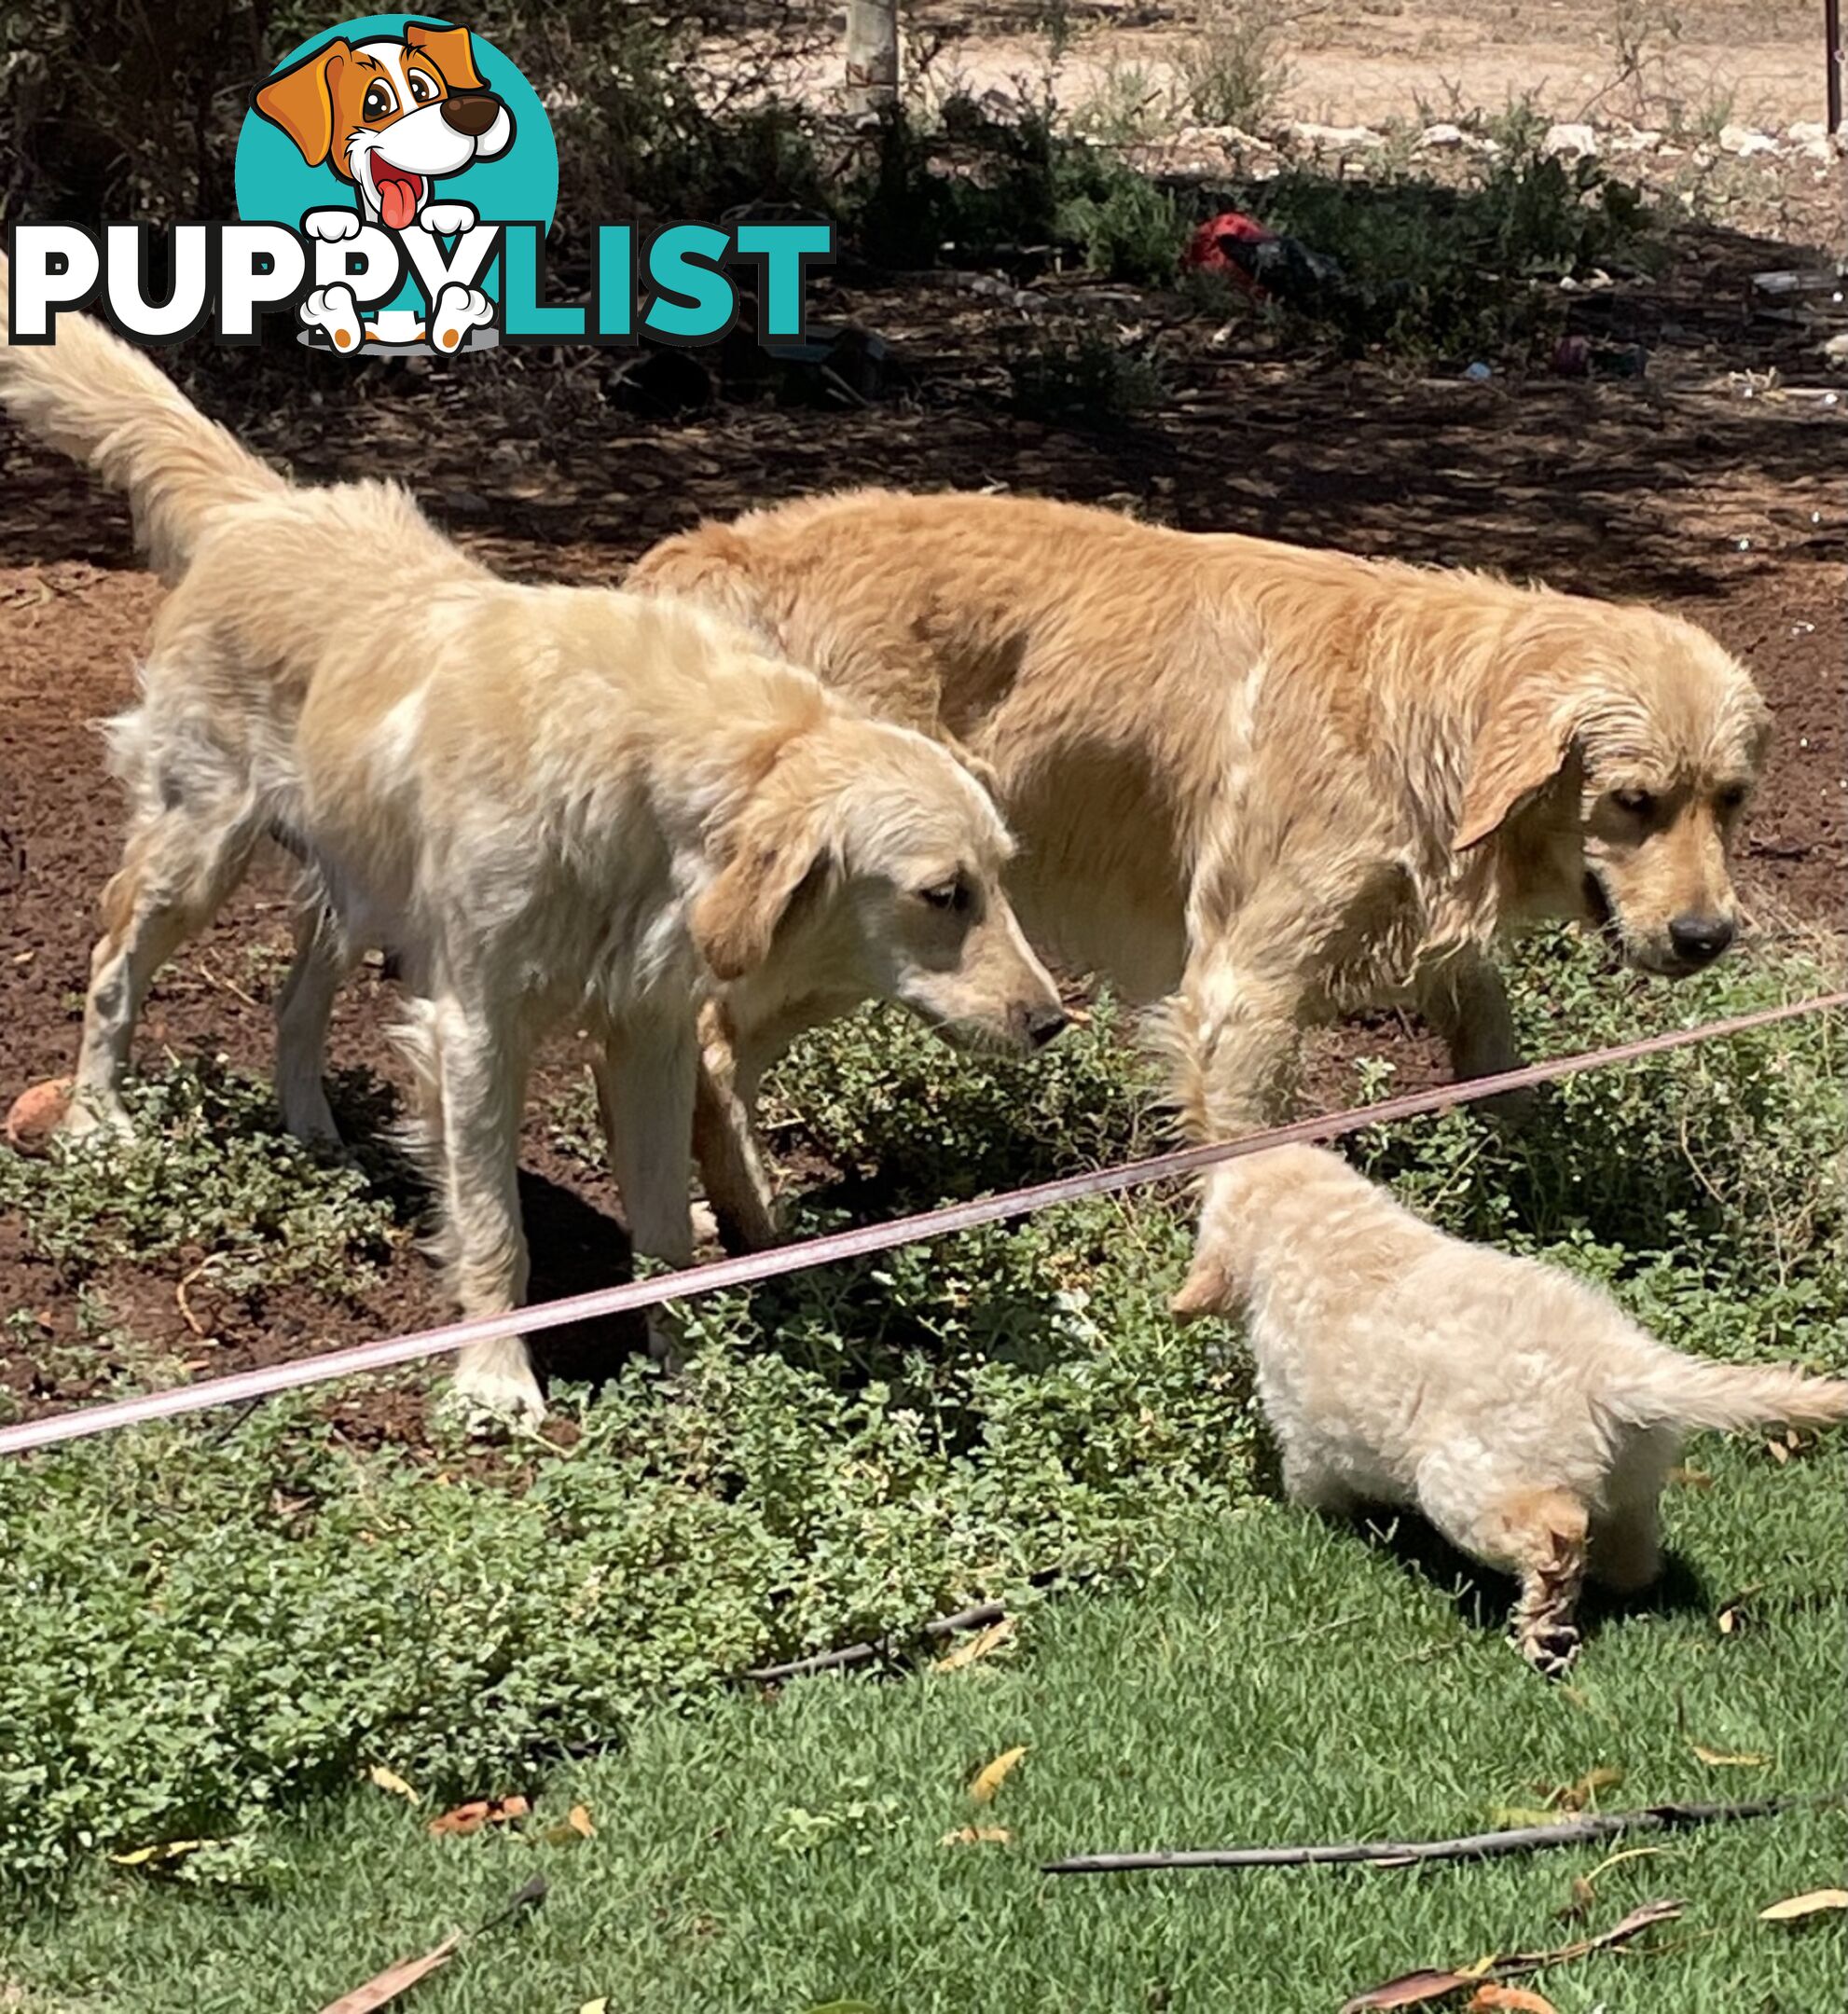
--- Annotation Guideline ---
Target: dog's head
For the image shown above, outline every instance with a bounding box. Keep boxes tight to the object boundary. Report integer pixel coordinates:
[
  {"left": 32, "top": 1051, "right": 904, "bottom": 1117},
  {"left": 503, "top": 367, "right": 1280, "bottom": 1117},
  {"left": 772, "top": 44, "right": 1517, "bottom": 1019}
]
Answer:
[
  {"left": 693, "top": 715, "right": 1069, "bottom": 1055},
  {"left": 255, "top": 24, "right": 514, "bottom": 228},
  {"left": 1454, "top": 603, "right": 1772, "bottom": 977}
]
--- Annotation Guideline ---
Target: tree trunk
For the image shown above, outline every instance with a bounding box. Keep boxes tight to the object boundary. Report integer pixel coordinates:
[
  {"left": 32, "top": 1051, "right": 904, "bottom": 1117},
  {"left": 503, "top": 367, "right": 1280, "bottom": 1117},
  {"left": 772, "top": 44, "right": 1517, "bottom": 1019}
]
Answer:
[{"left": 845, "top": 0, "right": 899, "bottom": 117}]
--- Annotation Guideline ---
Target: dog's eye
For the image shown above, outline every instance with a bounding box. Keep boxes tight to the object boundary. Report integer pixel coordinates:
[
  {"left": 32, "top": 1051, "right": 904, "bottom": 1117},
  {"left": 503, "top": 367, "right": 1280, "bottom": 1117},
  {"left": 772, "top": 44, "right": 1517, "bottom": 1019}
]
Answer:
[
  {"left": 1611, "top": 788, "right": 1656, "bottom": 819},
  {"left": 407, "top": 71, "right": 437, "bottom": 103},
  {"left": 1715, "top": 784, "right": 1748, "bottom": 815},
  {"left": 917, "top": 879, "right": 971, "bottom": 915},
  {"left": 361, "top": 80, "right": 397, "bottom": 121}
]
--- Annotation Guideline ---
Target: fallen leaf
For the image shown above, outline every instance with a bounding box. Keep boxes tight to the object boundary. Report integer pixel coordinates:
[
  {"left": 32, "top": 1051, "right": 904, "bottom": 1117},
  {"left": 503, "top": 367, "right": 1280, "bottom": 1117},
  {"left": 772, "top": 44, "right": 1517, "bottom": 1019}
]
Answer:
[
  {"left": 579, "top": 2001, "right": 611, "bottom": 2013},
  {"left": 366, "top": 1764, "right": 421, "bottom": 1805},
  {"left": 1488, "top": 1807, "right": 1565, "bottom": 1829},
  {"left": 567, "top": 1803, "right": 594, "bottom": 1838},
  {"left": 931, "top": 1617, "right": 1017, "bottom": 1673},
  {"left": 941, "top": 1826, "right": 1013, "bottom": 1846},
  {"left": 428, "top": 1795, "right": 531, "bottom": 1838},
  {"left": 1765, "top": 1437, "right": 1790, "bottom": 1464},
  {"left": 1500, "top": 1897, "right": 1684, "bottom": 1970},
  {"left": 316, "top": 1932, "right": 461, "bottom": 2013},
  {"left": 1466, "top": 1990, "right": 1558, "bottom": 2013},
  {"left": 969, "top": 1745, "right": 1028, "bottom": 1804},
  {"left": 108, "top": 1838, "right": 214, "bottom": 1868},
  {"left": 540, "top": 1806, "right": 597, "bottom": 1847},
  {"left": 1342, "top": 1897, "right": 1683, "bottom": 2012},
  {"left": 1758, "top": 1888, "right": 1848, "bottom": 1924},
  {"left": 1689, "top": 1744, "right": 1768, "bottom": 1768},
  {"left": 1549, "top": 1766, "right": 1622, "bottom": 1813},
  {"left": 1339, "top": 1969, "right": 1477, "bottom": 2011},
  {"left": 1668, "top": 1465, "right": 1714, "bottom": 1491}
]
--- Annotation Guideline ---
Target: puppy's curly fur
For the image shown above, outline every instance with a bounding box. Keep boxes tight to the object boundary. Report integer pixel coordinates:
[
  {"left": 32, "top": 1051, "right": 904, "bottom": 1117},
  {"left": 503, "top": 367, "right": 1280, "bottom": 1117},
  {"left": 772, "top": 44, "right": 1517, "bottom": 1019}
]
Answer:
[{"left": 1175, "top": 1145, "right": 1848, "bottom": 1675}]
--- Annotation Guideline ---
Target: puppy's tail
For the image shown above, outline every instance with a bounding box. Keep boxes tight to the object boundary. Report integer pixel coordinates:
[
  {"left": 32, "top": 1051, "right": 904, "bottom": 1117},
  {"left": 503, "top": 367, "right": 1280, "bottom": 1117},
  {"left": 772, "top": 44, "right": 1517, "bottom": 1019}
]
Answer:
[
  {"left": 0, "top": 252, "right": 285, "bottom": 581},
  {"left": 1612, "top": 1352, "right": 1848, "bottom": 1437}
]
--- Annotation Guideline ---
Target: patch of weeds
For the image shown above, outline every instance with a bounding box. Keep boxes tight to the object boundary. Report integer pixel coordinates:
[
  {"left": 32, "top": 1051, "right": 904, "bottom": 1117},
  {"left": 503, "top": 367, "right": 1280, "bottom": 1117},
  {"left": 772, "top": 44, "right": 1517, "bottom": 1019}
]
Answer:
[
  {"left": 1008, "top": 321, "right": 1167, "bottom": 423},
  {"left": 1174, "top": 0, "right": 1291, "bottom": 131},
  {"left": 0, "top": 1060, "right": 401, "bottom": 1299},
  {"left": 1257, "top": 136, "right": 1654, "bottom": 357},
  {"left": 1055, "top": 160, "right": 1187, "bottom": 283},
  {"left": 1069, "top": 59, "right": 1176, "bottom": 145}
]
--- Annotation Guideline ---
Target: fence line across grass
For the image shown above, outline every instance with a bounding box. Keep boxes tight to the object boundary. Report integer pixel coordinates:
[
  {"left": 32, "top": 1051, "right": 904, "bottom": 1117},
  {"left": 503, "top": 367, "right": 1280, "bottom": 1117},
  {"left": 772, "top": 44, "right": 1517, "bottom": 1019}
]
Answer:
[{"left": 1, "top": 990, "right": 1841, "bottom": 1459}]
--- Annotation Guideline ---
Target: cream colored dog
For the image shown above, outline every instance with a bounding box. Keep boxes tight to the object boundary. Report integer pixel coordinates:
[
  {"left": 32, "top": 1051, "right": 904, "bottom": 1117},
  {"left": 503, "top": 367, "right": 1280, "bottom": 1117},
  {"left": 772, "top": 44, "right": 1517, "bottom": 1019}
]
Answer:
[
  {"left": 0, "top": 270, "right": 1064, "bottom": 1425},
  {"left": 630, "top": 490, "right": 1772, "bottom": 1247},
  {"left": 1174, "top": 1145, "right": 1848, "bottom": 1674}
]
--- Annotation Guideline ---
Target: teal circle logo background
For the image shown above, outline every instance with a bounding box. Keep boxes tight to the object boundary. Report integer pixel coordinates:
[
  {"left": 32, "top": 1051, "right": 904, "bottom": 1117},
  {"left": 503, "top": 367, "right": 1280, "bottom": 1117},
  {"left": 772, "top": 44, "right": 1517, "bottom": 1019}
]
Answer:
[{"left": 235, "top": 14, "right": 557, "bottom": 310}]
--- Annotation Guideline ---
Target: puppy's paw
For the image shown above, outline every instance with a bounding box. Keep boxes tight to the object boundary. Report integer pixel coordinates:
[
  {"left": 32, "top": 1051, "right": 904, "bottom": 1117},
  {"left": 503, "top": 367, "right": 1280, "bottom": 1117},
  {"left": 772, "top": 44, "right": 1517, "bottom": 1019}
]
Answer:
[
  {"left": 429, "top": 283, "right": 493, "bottom": 352},
  {"left": 420, "top": 201, "right": 477, "bottom": 235},
  {"left": 302, "top": 283, "right": 363, "bottom": 352},
  {"left": 1516, "top": 1618, "right": 1581, "bottom": 1680},
  {"left": 303, "top": 208, "right": 362, "bottom": 242}
]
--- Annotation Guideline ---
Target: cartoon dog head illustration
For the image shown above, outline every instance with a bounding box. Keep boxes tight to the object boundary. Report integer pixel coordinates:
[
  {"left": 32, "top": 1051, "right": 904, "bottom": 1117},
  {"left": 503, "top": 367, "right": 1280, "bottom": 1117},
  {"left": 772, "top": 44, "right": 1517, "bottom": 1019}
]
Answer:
[{"left": 254, "top": 21, "right": 514, "bottom": 230}]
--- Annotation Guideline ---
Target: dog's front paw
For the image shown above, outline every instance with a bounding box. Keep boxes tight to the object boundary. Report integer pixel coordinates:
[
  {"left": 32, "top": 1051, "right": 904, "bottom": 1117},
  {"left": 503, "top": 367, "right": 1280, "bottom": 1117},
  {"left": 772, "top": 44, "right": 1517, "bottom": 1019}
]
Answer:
[
  {"left": 429, "top": 283, "right": 493, "bottom": 352},
  {"left": 420, "top": 202, "right": 477, "bottom": 235},
  {"left": 301, "top": 283, "right": 363, "bottom": 352},
  {"left": 303, "top": 208, "right": 362, "bottom": 242},
  {"left": 449, "top": 1338, "right": 547, "bottom": 1435}
]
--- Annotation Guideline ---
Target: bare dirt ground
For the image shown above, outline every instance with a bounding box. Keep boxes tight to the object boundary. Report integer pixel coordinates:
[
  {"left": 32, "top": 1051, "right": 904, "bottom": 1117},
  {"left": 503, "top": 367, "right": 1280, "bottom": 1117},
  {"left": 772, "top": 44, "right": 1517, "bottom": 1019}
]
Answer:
[
  {"left": 905, "top": 0, "right": 1831, "bottom": 134},
  {"left": 2, "top": 4, "right": 1843, "bottom": 1436}
]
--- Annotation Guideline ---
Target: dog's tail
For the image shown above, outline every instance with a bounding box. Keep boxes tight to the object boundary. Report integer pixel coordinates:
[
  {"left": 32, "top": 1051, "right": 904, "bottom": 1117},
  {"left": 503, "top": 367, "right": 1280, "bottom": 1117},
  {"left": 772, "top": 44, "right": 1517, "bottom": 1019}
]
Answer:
[
  {"left": 0, "top": 253, "right": 285, "bottom": 581},
  {"left": 1611, "top": 1349, "right": 1848, "bottom": 1437}
]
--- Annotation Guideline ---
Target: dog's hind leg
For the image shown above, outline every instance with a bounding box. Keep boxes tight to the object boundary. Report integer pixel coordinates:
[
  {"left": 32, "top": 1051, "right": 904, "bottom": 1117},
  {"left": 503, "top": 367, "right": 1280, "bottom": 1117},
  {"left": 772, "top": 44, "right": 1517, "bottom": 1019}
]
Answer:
[
  {"left": 66, "top": 796, "right": 263, "bottom": 1137},
  {"left": 432, "top": 996, "right": 543, "bottom": 1428},
  {"left": 595, "top": 1014, "right": 697, "bottom": 1368},
  {"left": 274, "top": 898, "right": 355, "bottom": 1147},
  {"left": 1425, "top": 1472, "right": 1590, "bottom": 1677}
]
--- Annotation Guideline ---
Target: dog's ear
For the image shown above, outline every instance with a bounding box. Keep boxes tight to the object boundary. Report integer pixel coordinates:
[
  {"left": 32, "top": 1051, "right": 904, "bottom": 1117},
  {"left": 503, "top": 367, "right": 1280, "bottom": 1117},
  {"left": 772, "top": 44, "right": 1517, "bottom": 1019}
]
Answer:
[
  {"left": 404, "top": 21, "right": 487, "bottom": 91},
  {"left": 1170, "top": 1247, "right": 1233, "bottom": 1321},
  {"left": 254, "top": 38, "right": 350, "bottom": 168},
  {"left": 1453, "top": 682, "right": 1578, "bottom": 851},
  {"left": 691, "top": 804, "right": 831, "bottom": 984}
]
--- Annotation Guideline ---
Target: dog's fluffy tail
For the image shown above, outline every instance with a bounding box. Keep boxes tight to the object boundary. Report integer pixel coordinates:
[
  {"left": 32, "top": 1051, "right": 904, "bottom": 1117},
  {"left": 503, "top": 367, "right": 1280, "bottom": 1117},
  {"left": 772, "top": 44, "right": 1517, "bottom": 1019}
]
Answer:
[
  {"left": 0, "top": 253, "right": 285, "bottom": 581},
  {"left": 1612, "top": 1350, "right": 1848, "bottom": 1437}
]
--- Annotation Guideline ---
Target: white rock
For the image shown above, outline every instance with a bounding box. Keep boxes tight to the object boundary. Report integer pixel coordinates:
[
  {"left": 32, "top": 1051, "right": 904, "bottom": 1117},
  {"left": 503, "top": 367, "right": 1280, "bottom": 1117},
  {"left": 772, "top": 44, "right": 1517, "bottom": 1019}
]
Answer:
[
  {"left": 1800, "top": 136, "right": 1837, "bottom": 162},
  {"left": 1419, "top": 121, "right": 1466, "bottom": 148},
  {"left": 1607, "top": 126, "right": 1663, "bottom": 154},
  {"left": 1543, "top": 122, "right": 1599, "bottom": 158},
  {"left": 1718, "top": 123, "right": 1778, "bottom": 158},
  {"left": 1289, "top": 120, "right": 1384, "bottom": 149},
  {"left": 1788, "top": 120, "right": 1828, "bottom": 145}
]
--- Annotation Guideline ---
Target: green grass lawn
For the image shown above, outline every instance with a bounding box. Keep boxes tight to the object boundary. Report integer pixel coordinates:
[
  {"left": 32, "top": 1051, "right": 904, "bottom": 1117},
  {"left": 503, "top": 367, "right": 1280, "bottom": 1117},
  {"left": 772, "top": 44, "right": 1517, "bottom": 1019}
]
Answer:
[
  {"left": 1, "top": 932, "right": 1843, "bottom": 2008},
  {"left": 7, "top": 1437, "right": 1844, "bottom": 2013}
]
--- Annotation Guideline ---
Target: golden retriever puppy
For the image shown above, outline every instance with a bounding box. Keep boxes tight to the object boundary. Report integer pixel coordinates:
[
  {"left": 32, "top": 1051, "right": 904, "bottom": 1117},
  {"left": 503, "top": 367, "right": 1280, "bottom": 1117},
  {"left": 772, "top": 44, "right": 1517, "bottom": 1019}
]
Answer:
[
  {"left": 630, "top": 490, "right": 1772, "bottom": 1242},
  {"left": 0, "top": 273, "right": 1064, "bottom": 1425},
  {"left": 1174, "top": 1146, "right": 1848, "bottom": 1674}
]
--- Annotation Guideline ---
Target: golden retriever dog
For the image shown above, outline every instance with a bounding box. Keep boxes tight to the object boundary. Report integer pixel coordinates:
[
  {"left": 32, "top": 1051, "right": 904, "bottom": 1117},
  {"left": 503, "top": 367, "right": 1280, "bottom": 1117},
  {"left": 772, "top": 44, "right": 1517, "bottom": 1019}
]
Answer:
[
  {"left": 630, "top": 490, "right": 1772, "bottom": 1248},
  {"left": 1174, "top": 1144, "right": 1848, "bottom": 1674},
  {"left": 0, "top": 274, "right": 1064, "bottom": 1425}
]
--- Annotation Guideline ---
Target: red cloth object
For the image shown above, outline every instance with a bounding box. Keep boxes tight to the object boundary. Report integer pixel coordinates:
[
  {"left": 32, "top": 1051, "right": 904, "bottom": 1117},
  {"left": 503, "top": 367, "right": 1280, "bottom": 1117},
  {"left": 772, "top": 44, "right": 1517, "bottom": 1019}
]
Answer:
[{"left": 1182, "top": 211, "right": 1276, "bottom": 296}]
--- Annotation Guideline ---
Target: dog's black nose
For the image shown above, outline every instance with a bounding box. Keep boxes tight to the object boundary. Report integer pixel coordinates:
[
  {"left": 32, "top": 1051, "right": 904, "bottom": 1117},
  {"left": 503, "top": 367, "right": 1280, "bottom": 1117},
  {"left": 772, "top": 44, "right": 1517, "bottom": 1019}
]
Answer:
[
  {"left": 1025, "top": 1003, "right": 1070, "bottom": 1050},
  {"left": 1668, "top": 914, "right": 1734, "bottom": 964},
  {"left": 440, "top": 93, "right": 503, "bottom": 136}
]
